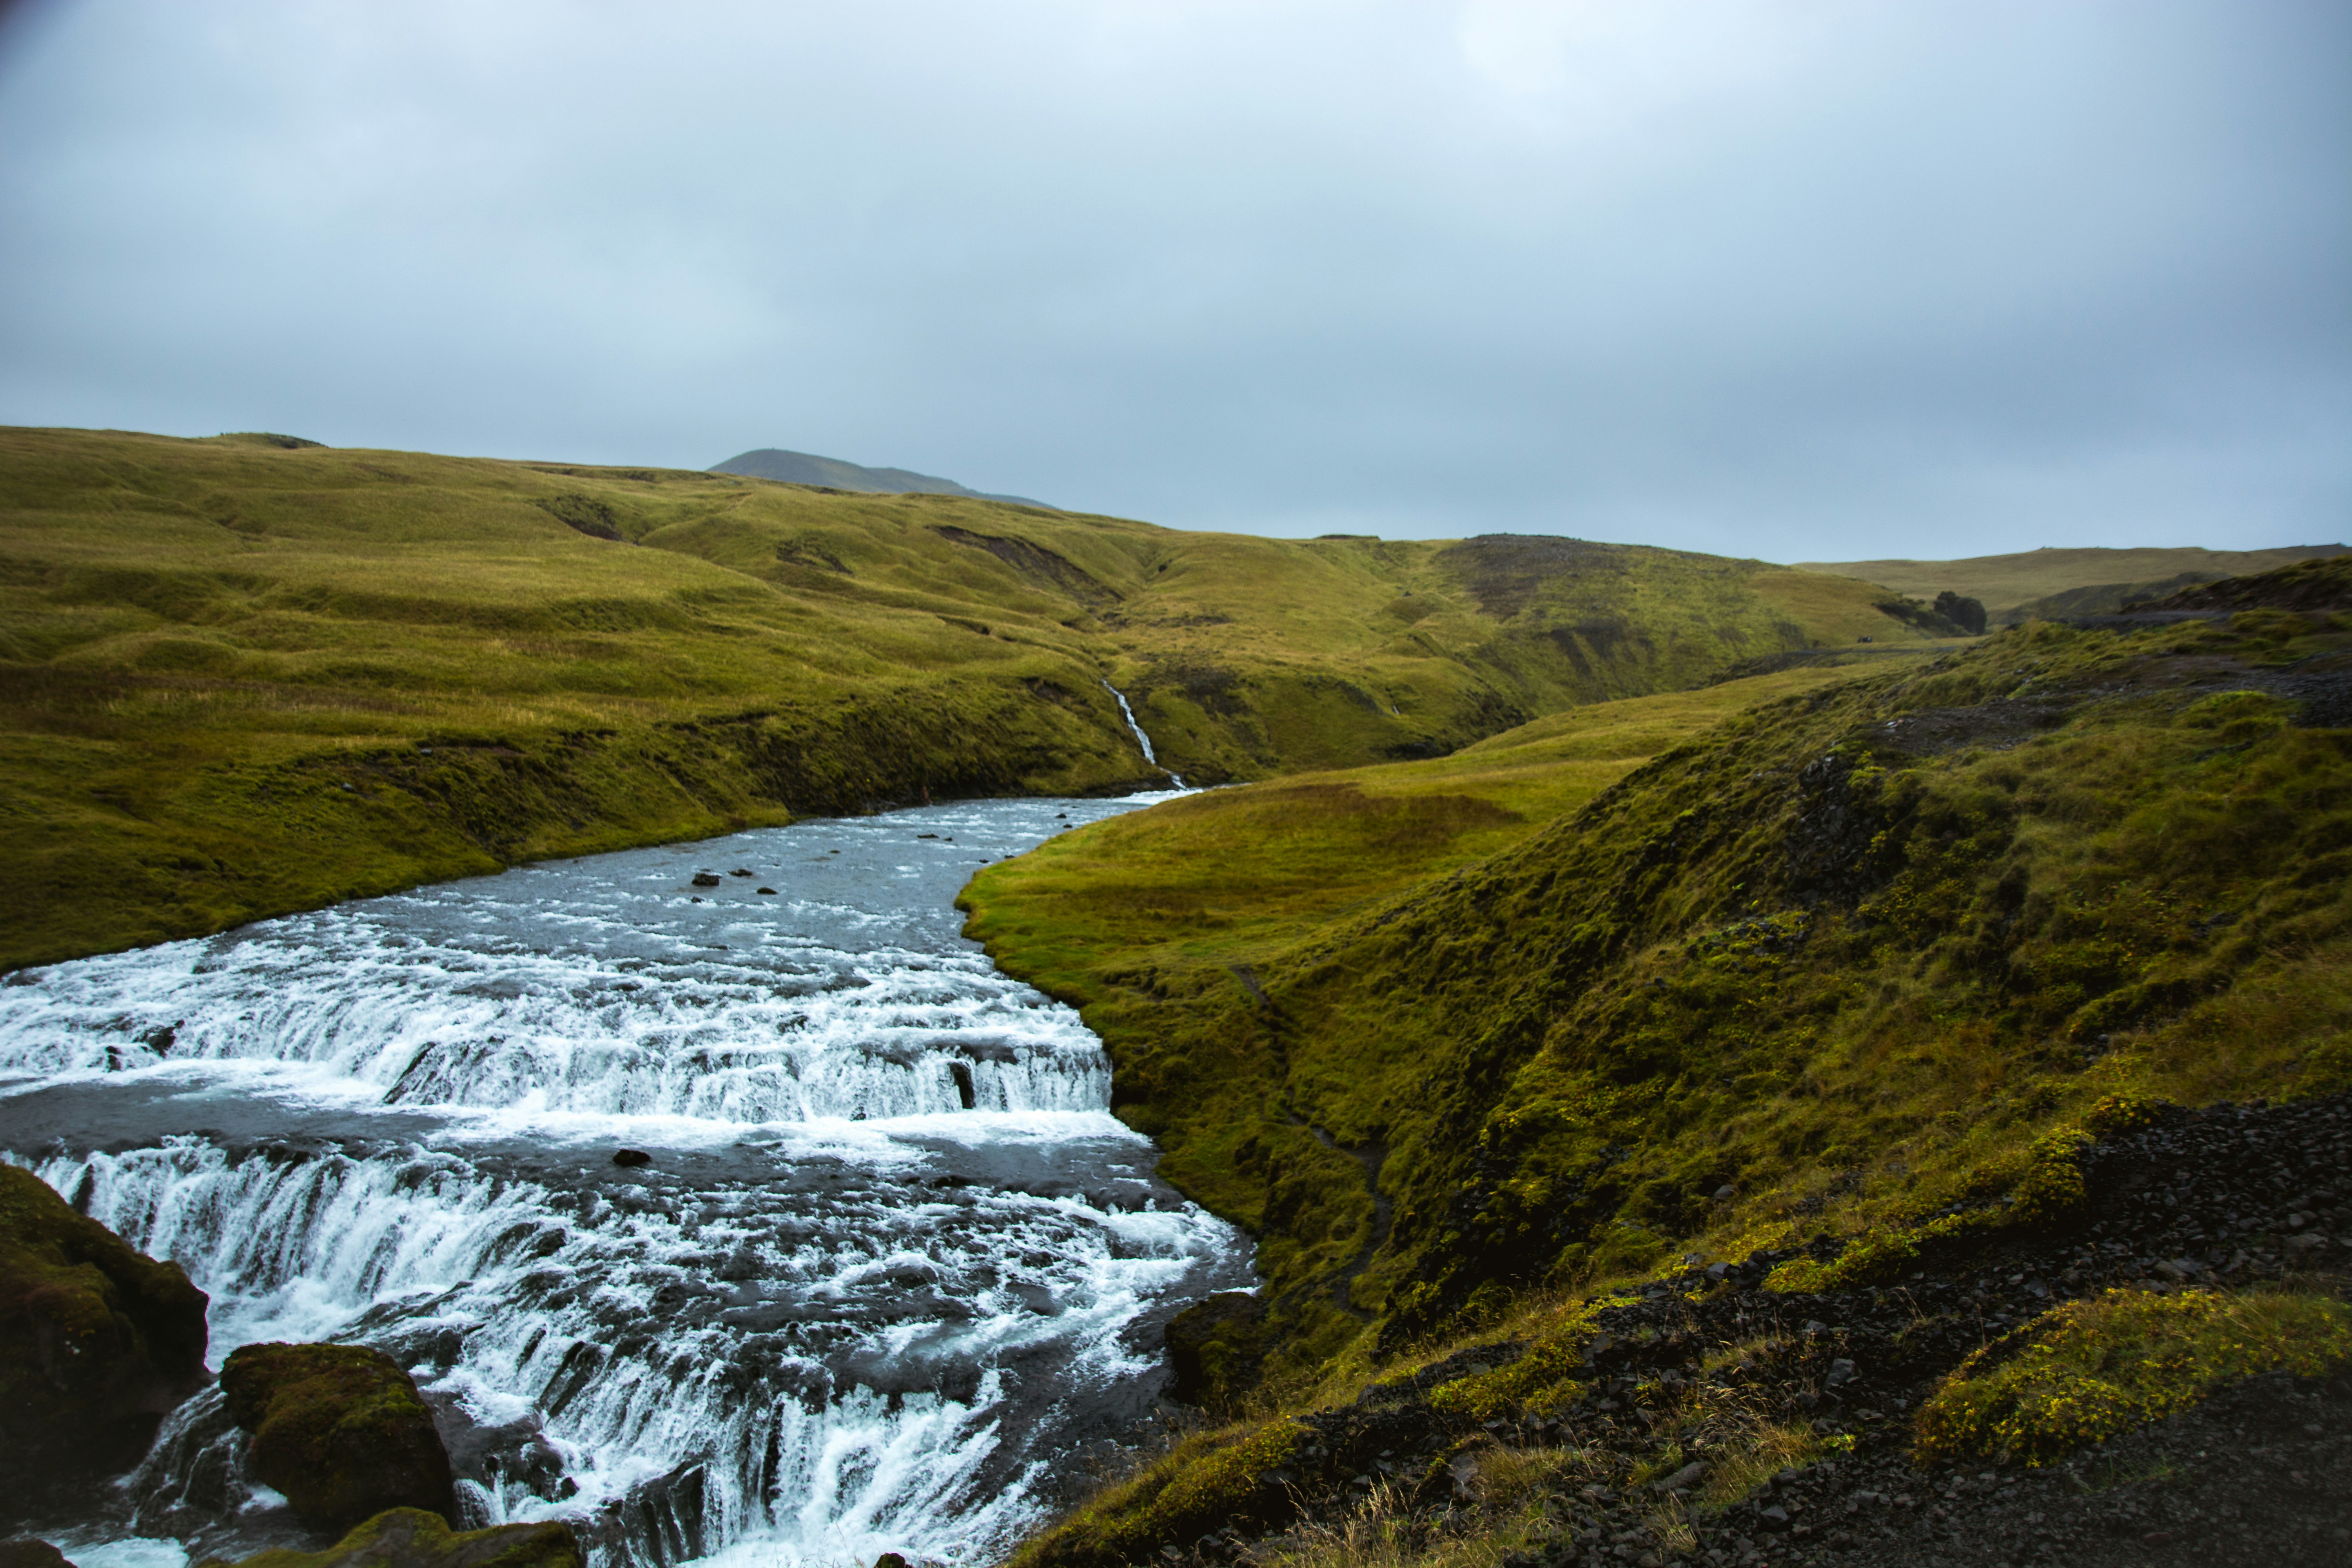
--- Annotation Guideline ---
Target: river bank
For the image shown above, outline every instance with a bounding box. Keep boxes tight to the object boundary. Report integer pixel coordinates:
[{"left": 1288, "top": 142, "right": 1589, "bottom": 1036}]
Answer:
[{"left": 0, "top": 425, "right": 1959, "bottom": 973}]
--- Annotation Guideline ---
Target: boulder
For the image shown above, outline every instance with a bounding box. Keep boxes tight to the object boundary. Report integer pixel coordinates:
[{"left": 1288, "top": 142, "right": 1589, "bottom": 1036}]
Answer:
[
  {"left": 219, "top": 1344, "right": 455, "bottom": 1532},
  {"left": 0, "top": 1164, "right": 210, "bottom": 1494},
  {"left": 0, "top": 1543, "right": 76, "bottom": 1568},
  {"left": 195, "top": 1507, "right": 578, "bottom": 1568}
]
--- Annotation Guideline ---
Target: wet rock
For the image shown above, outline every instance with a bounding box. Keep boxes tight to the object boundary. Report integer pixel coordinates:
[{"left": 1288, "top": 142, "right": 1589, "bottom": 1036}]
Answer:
[
  {"left": 611, "top": 1150, "right": 652, "bottom": 1169},
  {"left": 0, "top": 1543, "right": 75, "bottom": 1568},
  {"left": 756, "top": 887, "right": 777, "bottom": 895},
  {"left": 690, "top": 872, "right": 722, "bottom": 888},
  {"left": 192, "top": 1506, "right": 579, "bottom": 1568},
  {"left": 0, "top": 1163, "right": 210, "bottom": 1495},
  {"left": 219, "top": 1343, "right": 455, "bottom": 1532}
]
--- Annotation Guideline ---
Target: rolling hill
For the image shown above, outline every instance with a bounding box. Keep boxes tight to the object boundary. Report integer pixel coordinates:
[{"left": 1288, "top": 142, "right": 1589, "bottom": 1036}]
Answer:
[
  {"left": 0, "top": 426, "right": 1948, "bottom": 969},
  {"left": 964, "top": 554, "right": 2352, "bottom": 1567},
  {"left": 1796, "top": 545, "right": 2344, "bottom": 618},
  {"left": 708, "top": 445, "right": 1055, "bottom": 508}
]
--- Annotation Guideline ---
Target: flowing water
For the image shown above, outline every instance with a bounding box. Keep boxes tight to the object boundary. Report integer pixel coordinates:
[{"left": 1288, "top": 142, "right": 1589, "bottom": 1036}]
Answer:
[
  {"left": 1099, "top": 684, "right": 1181, "bottom": 788},
  {"left": 0, "top": 793, "right": 1249, "bottom": 1568}
]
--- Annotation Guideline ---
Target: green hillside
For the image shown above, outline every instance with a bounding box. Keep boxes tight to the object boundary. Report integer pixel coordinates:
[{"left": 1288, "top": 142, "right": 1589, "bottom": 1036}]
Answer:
[
  {"left": 963, "top": 559, "right": 2352, "bottom": 1561},
  {"left": 709, "top": 445, "right": 1052, "bottom": 508},
  {"left": 1795, "top": 544, "right": 2344, "bottom": 614},
  {"left": 0, "top": 426, "right": 1936, "bottom": 969}
]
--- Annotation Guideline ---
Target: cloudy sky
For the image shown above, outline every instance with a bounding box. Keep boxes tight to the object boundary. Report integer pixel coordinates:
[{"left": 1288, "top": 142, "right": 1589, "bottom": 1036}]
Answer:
[{"left": 0, "top": 1, "right": 2343, "bottom": 559}]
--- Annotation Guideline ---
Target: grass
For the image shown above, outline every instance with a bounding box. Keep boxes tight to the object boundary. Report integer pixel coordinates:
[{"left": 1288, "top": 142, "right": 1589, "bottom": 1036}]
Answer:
[
  {"left": 0, "top": 425, "right": 1940, "bottom": 969},
  {"left": 964, "top": 582, "right": 2352, "bottom": 1550},
  {"left": 1913, "top": 1287, "right": 2352, "bottom": 1467},
  {"left": 220, "top": 1507, "right": 578, "bottom": 1568},
  {"left": 960, "top": 659, "right": 1953, "bottom": 1385},
  {"left": 958, "top": 660, "right": 1912, "bottom": 1015},
  {"left": 1793, "top": 545, "right": 2344, "bottom": 614},
  {"left": 1007, "top": 1417, "right": 1308, "bottom": 1568},
  {"left": 1256, "top": 1455, "right": 1587, "bottom": 1568}
]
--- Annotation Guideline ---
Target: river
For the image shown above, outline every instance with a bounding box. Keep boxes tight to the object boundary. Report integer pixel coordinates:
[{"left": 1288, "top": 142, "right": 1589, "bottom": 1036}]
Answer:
[{"left": 0, "top": 792, "right": 1249, "bottom": 1568}]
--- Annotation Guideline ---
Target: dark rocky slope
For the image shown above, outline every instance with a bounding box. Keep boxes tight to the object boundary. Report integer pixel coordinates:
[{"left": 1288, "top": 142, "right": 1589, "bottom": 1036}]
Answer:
[{"left": 1023, "top": 1092, "right": 2348, "bottom": 1567}]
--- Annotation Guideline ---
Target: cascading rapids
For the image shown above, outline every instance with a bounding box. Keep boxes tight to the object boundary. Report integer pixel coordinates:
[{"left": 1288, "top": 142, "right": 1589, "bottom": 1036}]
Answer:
[{"left": 0, "top": 793, "right": 1247, "bottom": 1568}]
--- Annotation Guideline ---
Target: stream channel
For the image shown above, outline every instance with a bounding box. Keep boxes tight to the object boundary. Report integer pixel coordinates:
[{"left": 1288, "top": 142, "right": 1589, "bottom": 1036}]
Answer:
[{"left": 0, "top": 791, "right": 1251, "bottom": 1568}]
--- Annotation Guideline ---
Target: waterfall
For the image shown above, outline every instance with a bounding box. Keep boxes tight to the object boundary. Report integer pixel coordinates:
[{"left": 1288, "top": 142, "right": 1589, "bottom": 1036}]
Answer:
[
  {"left": 0, "top": 797, "right": 1250, "bottom": 1568},
  {"left": 1098, "top": 681, "right": 1183, "bottom": 788}
]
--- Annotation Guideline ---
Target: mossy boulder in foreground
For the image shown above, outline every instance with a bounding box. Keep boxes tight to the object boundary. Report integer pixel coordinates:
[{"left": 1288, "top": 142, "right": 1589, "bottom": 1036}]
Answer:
[
  {"left": 196, "top": 1508, "right": 578, "bottom": 1568},
  {"left": 0, "top": 1163, "right": 210, "bottom": 1494},
  {"left": 0, "top": 1541, "right": 76, "bottom": 1568},
  {"left": 220, "top": 1344, "right": 455, "bottom": 1532}
]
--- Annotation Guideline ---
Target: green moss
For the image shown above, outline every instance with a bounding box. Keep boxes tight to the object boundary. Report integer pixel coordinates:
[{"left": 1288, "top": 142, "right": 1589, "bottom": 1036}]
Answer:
[
  {"left": 220, "top": 1343, "right": 453, "bottom": 1530},
  {"left": 1426, "top": 1295, "right": 1632, "bottom": 1422},
  {"left": 1913, "top": 1288, "right": 2352, "bottom": 1467},
  {"left": 198, "top": 1507, "right": 580, "bottom": 1568},
  {"left": 0, "top": 1163, "right": 209, "bottom": 1486},
  {"left": 1010, "top": 1419, "right": 1307, "bottom": 1568}
]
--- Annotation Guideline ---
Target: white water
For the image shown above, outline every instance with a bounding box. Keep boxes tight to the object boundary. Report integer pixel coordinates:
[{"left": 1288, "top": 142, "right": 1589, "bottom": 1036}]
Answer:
[
  {"left": 1099, "top": 681, "right": 1182, "bottom": 788},
  {"left": 0, "top": 795, "right": 1247, "bottom": 1568}
]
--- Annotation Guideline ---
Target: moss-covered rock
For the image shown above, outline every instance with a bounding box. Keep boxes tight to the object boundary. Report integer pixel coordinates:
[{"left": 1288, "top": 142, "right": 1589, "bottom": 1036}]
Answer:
[
  {"left": 196, "top": 1508, "right": 578, "bottom": 1568},
  {"left": 0, "top": 1541, "right": 76, "bottom": 1568},
  {"left": 219, "top": 1344, "right": 454, "bottom": 1532},
  {"left": 0, "top": 1163, "right": 210, "bottom": 1494},
  {"left": 1163, "top": 1290, "right": 1267, "bottom": 1407}
]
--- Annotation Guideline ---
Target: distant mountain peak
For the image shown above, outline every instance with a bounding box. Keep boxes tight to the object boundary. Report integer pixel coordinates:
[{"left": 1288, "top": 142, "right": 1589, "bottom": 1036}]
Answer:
[{"left": 710, "top": 448, "right": 1051, "bottom": 510}]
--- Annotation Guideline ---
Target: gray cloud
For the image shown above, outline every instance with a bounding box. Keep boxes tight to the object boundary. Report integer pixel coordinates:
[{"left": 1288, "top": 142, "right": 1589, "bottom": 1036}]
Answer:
[{"left": 0, "top": 0, "right": 2343, "bottom": 559}]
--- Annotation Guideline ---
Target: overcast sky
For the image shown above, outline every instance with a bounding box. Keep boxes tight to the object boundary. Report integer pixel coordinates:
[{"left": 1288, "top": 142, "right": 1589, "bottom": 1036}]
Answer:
[{"left": 0, "top": 1, "right": 2343, "bottom": 559}]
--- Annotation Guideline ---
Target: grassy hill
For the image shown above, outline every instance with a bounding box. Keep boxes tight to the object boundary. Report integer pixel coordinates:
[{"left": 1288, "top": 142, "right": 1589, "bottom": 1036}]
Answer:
[
  {"left": 962, "top": 558, "right": 2352, "bottom": 1564},
  {"left": 0, "top": 426, "right": 1938, "bottom": 969},
  {"left": 1795, "top": 545, "right": 2344, "bottom": 615},
  {"left": 708, "top": 445, "right": 1053, "bottom": 508}
]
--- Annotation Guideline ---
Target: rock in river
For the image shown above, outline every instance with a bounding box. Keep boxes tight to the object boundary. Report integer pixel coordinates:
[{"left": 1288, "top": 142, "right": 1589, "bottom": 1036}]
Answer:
[
  {"left": 219, "top": 1344, "right": 456, "bottom": 1532},
  {"left": 0, "top": 1542, "right": 76, "bottom": 1568},
  {"left": 193, "top": 1506, "right": 579, "bottom": 1568},
  {"left": 0, "top": 1163, "right": 209, "bottom": 1496}
]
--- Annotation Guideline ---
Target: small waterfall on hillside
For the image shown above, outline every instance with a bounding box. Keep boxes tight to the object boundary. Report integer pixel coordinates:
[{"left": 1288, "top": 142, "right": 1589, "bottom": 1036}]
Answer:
[
  {"left": 1099, "top": 681, "right": 1183, "bottom": 788},
  {"left": 0, "top": 796, "right": 1241, "bottom": 1568}
]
